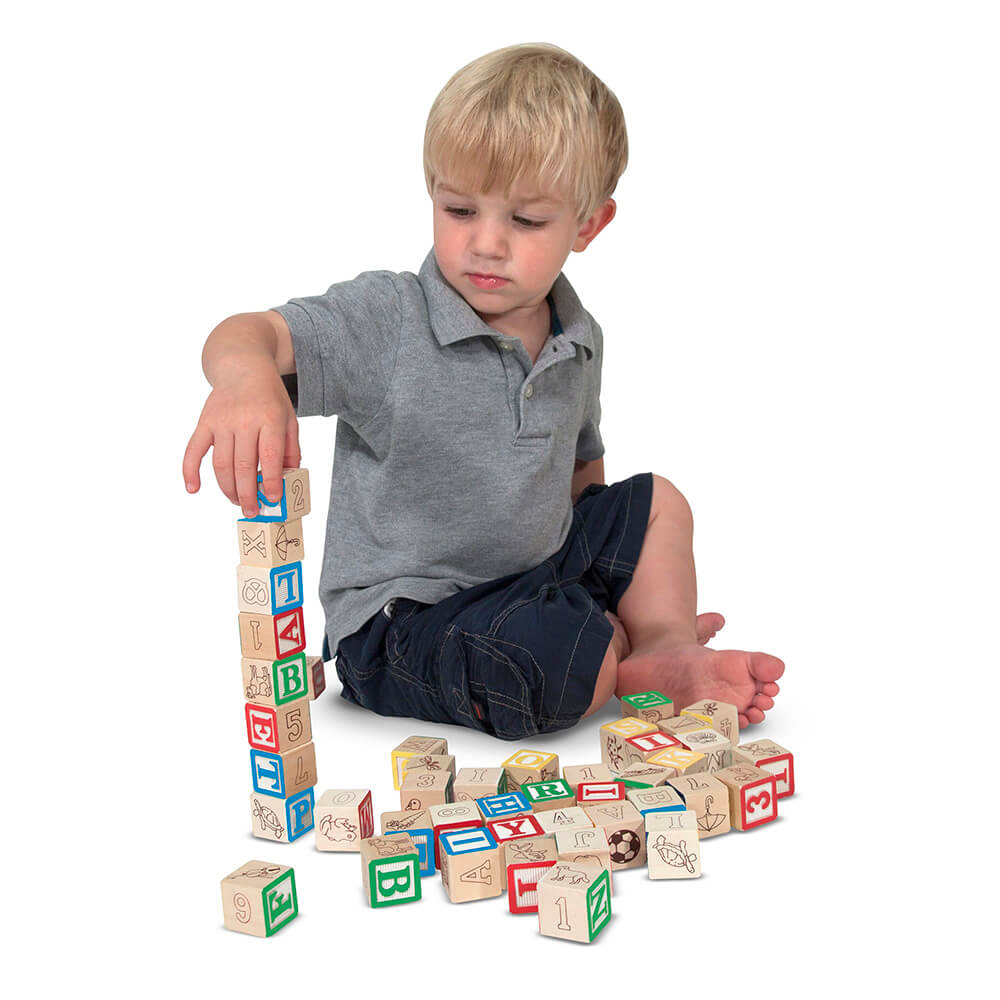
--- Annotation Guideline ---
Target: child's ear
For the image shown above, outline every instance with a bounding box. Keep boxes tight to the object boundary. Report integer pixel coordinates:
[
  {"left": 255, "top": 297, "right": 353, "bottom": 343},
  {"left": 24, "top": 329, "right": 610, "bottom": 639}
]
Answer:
[{"left": 574, "top": 198, "right": 617, "bottom": 252}]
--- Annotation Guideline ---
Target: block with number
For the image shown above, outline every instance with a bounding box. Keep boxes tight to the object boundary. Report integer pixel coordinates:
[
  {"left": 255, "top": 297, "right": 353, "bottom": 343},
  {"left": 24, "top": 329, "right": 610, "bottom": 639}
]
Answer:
[
  {"left": 600, "top": 717, "right": 657, "bottom": 771},
  {"left": 521, "top": 778, "right": 575, "bottom": 812},
  {"left": 221, "top": 860, "right": 298, "bottom": 937},
  {"left": 476, "top": 792, "right": 531, "bottom": 821},
  {"left": 646, "top": 810, "right": 701, "bottom": 879},
  {"left": 315, "top": 789, "right": 374, "bottom": 852},
  {"left": 239, "top": 608, "right": 306, "bottom": 661},
  {"left": 250, "top": 742, "right": 317, "bottom": 799},
  {"left": 381, "top": 810, "right": 435, "bottom": 876},
  {"left": 501, "top": 750, "right": 559, "bottom": 793},
  {"left": 245, "top": 699, "right": 311, "bottom": 753},
  {"left": 647, "top": 745, "right": 706, "bottom": 776},
  {"left": 667, "top": 773, "right": 731, "bottom": 838},
  {"left": 242, "top": 653, "right": 310, "bottom": 706},
  {"left": 439, "top": 827, "right": 503, "bottom": 903},
  {"left": 562, "top": 763, "right": 614, "bottom": 793},
  {"left": 620, "top": 690, "right": 675, "bottom": 724},
  {"left": 391, "top": 736, "right": 449, "bottom": 790},
  {"left": 615, "top": 763, "right": 676, "bottom": 787},
  {"left": 555, "top": 827, "right": 613, "bottom": 892},
  {"left": 398, "top": 754, "right": 456, "bottom": 783},
  {"left": 658, "top": 714, "right": 711, "bottom": 738},
  {"left": 713, "top": 765, "right": 779, "bottom": 830},
  {"left": 537, "top": 862, "right": 612, "bottom": 944},
  {"left": 681, "top": 699, "right": 739, "bottom": 743},
  {"left": 242, "top": 468, "right": 311, "bottom": 523},
  {"left": 626, "top": 784, "right": 686, "bottom": 818},
  {"left": 238, "top": 519, "right": 304, "bottom": 568},
  {"left": 576, "top": 781, "right": 626, "bottom": 806},
  {"left": 454, "top": 767, "right": 505, "bottom": 801},
  {"left": 536, "top": 807, "right": 594, "bottom": 835},
  {"left": 360, "top": 835, "right": 422, "bottom": 908},
  {"left": 428, "top": 801, "right": 483, "bottom": 866},
  {"left": 237, "top": 562, "right": 304, "bottom": 616},
  {"left": 733, "top": 739, "right": 795, "bottom": 798},
  {"left": 250, "top": 787, "right": 315, "bottom": 843},
  {"left": 400, "top": 768, "right": 453, "bottom": 811},
  {"left": 306, "top": 656, "right": 326, "bottom": 700},
  {"left": 678, "top": 728, "right": 732, "bottom": 771},
  {"left": 584, "top": 800, "right": 647, "bottom": 871}
]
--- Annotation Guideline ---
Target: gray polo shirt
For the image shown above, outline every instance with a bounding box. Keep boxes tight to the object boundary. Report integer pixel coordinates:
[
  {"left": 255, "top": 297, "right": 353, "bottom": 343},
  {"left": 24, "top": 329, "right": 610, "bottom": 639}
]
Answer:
[{"left": 273, "top": 247, "right": 604, "bottom": 657}]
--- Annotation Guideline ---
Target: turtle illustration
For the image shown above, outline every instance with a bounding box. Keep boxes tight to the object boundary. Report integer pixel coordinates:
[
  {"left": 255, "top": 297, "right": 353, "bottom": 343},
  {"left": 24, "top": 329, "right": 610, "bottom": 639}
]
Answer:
[
  {"left": 652, "top": 835, "right": 698, "bottom": 874},
  {"left": 252, "top": 798, "right": 285, "bottom": 838}
]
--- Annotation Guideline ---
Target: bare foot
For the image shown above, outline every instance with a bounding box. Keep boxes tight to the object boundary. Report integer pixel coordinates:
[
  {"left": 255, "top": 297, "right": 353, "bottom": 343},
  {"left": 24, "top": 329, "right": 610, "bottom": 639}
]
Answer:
[{"left": 616, "top": 639, "right": 784, "bottom": 729}]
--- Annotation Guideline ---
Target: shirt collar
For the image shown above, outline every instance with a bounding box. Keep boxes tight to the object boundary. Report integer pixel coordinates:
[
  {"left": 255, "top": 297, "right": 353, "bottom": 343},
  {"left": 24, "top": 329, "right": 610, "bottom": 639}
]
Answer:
[{"left": 418, "top": 247, "right": 595, "bottom": 358}]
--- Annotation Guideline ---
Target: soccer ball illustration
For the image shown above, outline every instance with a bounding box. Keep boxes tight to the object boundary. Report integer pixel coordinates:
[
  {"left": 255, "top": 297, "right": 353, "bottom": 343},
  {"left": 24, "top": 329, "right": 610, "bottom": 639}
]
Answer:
[{"left": 608, "top": 829, "right": 641, "bottom": 864}]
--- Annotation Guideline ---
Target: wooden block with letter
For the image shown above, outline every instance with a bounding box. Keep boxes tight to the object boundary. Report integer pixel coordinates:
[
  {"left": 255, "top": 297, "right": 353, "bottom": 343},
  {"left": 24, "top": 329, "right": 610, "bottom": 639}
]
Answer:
[
  {"left": 681, "top": 699, "right": 739, "bottom": 743},
  {"left": 620, "top": 690, "right": 675, "bottom": 724},
  {"left": 487, "top": 813, "right": 547, "bottom": 849},
  {"left": 237, "top": 519, "right": 304, "bottom": 568},
  {"left": 381, "top": 809, "right": 435, "bottom": 877},
  {"left": 245, "top": 699, "right": 311, "bottom": 754},
  {"left": 584, "top": 800, "right": 647, "bottom": 871},
  {"left": 397, "top": 754, "right": 456, "bottom": 784},
  {"left": 400, "top": 768, "right": 453, "bottom": 811},
  {"left": 428, "top": 800, "right": 483, "bottom": 867},
  {"left": 391, "top": 736, "right": 449, "bottom": 790},
  {"left": 521, "top": 778, "right": 575, "bottom": 812},
  {"left": 242, "top": 653, "right": 311, "bottom": 706},
  {"left": 221, "top": 860, "right": 298, "bottom": 937},
  {"left": 646, "top": 810, "right": 702, "bottom": 879},
  {"left": 250, "top": 787, "right": 315, "bottom": 843},
  {"left": 626, "top": 784, "right": 686, "bottom": 818},
  {"left": 647, "top": 745, "right": 706, "bottom": 776},
  {"left": 667, "top": 773, "right": 732, "bottom": 838},
  {"left": 360, "top": 835, "right": 422, "bottom": 908},
  {"left": 536, "top": 807, "right": 595, "bottom": 835},
  {"left": 713, "top": 764, "right": 779, "bottom": 830},
  {"left": 476, "top": 792, "right": 532, "bottom": 822},
  {"left": 507, "top": 848, "right": 558, "bottom": 914},
  {"left": 537, "top": 861, "right": 612, "bottom": 944},
  {"left": 733, "top": 739, "right": 795, "bottom": 798},
  {"left": 239, "top": 608, "right": 306, "bottom": 662},
  {"left": 237, "top": 562, "right": 304, "bottom": 617},
  {"left": 314, "top": 789, "right": 374, "bottom": 852},
  {"left": 678, "top": 728, "right": 733, "bottom": 771},
  {"left": 501, "top": 749, "right": 559, "bottom": 794},
  {"left": 439, "top": 827, "right": 503, "bottom": 903},
  {"left": 555, "top": 827, "right": 614, "bottom": 892},
  {"left": 454, "top": 766, "right": 505, "bottom": 801},
  {"left": 305, "top": 655, "right": 326, "bottom": 700},
  {"left": 504, "top": 836, "right": 558, "bottom": 890},
  {"left": 576, "top": 780, "right": 626, "bottom": 806},
  {"left": 658, "top": 714, "right": 711, "bottom": 739},
  {"left": 600, "top": 717, "right": 658, "bottom": 771},
  {"left": 562, "top": 763, "right": 614, "bottom": 793},
  {"left": 250, "top": 741, "right": 317, "bottom": 800},
  {"left": 241, "top": 468, "right": 311, "bottom": 523},
  {"left": 623, "top": 730, "right": 682, "bottom": 765}
]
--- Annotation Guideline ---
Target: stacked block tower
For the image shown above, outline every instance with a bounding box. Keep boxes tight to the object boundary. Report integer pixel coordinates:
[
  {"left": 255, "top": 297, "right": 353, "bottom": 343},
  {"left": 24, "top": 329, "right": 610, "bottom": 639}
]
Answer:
[{"left": 237, "top": 468, "right": 321, "bottom": 844}]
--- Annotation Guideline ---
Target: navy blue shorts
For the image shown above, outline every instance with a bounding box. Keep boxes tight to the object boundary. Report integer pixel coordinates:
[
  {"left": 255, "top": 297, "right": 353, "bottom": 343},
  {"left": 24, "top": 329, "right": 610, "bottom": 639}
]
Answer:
[{"left": 330, "top": 473, "right": 653, "bottom": 741}]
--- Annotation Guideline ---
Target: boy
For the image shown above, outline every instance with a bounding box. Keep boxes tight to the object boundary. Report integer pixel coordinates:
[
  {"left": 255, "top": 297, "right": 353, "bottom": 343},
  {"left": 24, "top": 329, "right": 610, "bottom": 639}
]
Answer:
[{"left": 183, "top": 43, "right": 783, "bottom": 739}]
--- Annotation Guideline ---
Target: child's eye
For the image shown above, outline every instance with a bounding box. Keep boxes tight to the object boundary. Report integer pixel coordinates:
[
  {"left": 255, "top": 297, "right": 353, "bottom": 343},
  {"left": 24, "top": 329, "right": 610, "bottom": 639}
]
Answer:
[{"left": 443, "top": 207, "right": 546, "bottom": 229}]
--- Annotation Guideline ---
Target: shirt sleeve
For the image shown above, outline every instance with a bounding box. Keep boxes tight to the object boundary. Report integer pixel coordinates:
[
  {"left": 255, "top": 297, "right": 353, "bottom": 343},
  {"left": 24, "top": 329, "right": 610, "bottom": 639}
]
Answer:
[
  {"left": 575, "top": 316, "right": 605, "bottom": 461},
  {"left": 271, "top": 269, "right": 402, "bottom": 427}
]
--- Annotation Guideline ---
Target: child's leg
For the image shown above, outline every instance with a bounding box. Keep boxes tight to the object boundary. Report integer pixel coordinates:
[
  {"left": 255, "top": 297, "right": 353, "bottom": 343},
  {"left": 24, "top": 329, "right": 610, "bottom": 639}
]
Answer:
[{"left": 585, "top": 475, "right": 784, "bottom": 729}]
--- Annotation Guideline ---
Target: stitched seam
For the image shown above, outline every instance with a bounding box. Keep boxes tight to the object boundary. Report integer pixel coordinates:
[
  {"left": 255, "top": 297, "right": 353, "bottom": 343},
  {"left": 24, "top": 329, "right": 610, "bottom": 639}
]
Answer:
[
  {"left": 554, "top": 603, "right": 596, "bottom": 717},
  {"left": 353, "top": 273, "right": 404, "bottom": 434},
  {"left": 608, "top": 476, "right": 633, "bottom": 577}
]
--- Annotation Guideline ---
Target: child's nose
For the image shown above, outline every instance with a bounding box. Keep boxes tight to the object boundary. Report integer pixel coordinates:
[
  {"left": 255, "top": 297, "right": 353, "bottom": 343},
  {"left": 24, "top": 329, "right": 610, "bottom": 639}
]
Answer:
[{"left": 470, "top": 217, "right": 508, "bottom": 258}]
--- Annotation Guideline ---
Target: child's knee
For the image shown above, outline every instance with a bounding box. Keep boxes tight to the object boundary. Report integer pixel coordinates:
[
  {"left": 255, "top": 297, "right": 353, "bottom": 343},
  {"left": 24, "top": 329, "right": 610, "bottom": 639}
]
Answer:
[{"left": 650, "top": 473, "right": 693, "bottom": 530}]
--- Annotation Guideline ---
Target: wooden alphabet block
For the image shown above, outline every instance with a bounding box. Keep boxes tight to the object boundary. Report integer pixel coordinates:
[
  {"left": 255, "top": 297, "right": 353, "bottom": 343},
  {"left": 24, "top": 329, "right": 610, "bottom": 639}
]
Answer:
[
  {"left": 428, "top": 801, "right": 483, "bottom": 867},
  {"left": 681, "top": 699, "right": 739, "bottom": 743},
  {"left": 521, "top": 778, "right": 575, "bottom": 812},
  {"left": 305, "top": 656, "right": 326, "bottom": 700},
  {"left": 397, "top": 754, "right": 456, "bottom": 784},
  {"left": 314, "top": 789, "right": 374, "bottom": 852},
  {"left": 646, "top": 745, "right": 706, "bottom": 775},
  {"left": 536, "top": 807, "right": 595, "bottom": 835},
  {"left": 555, "top": 827, "right": 614, "bottom": 892},
  {"left": 250, "top": 742, "right": 317, "bottom": 800},
  {"left": 400, "top": 768, "right": 453, "bottom": 811},
  {"left": 504, "top": 836, "right": 558, "bottom": 878},
  {"left": 678, "top": 728, "right": 733, "bottom": 771},
  {"left": 439, "top": 827, "right": 503, "bottom": 903},
  {"left": 646, "top": 810, "right": 701, "bottom": 879},
  {"left": 562, "top": 763, "right": 614, "bottom": 793},
  {"left": 221, "top": 860, "right": 298, "bottom": 937},
  {"left": 245, "top": 699, "right": 311, "bottom": 753},
  {"left": 537, "top": 862, "right": 611, "bottom": 943},
  {"left": 487, "top": 813, "right": 547, "bottom": 846},
  {"left": 624, "top": 730, "right": 682, "bottom": 764},
  {"left": 237, "top": 562, "right": 304, "bottom": 616},
  {"left": 626, "top": 784, "right": 686, "bottom": 818},
  {"left": 381, "top": 810, "right": 434, "bottom": 876},
  {"left": 360, "top": 835, "right": 422, "bottom": 908},
  {"left": 476, "top": 792, "right": 532, "bottom": 821},
  {"left": 507, "top": 859, "right": 558, "bottom": 914},
  {"left": 713, "top": 765, "right": 779, "bottom": 830},
  {"left": 658, "top": 714, "right": 711, "bottom": 738},
  {"left": 576, "top": 781, "right": 626, "bottom": 805},
  {"left": 238, "top": 607, "right": 306, "bottom": 661},
  {"left": 250, "top": 787, "right": 314, "bottom": 843},
  {"left": 391, "top": 736, "right": 449, "bottom": 790},
  {"left": 614, "top": 763, "right": 676, "bottom": 787},
  {"left": 583, "top": 800, "right": 647, "bottom": 870},
  {"left": 667, "top": 773, "right": 732, "bottom": 838},
  {"left": 238, "top": 519, "right": 304, "bottom": 568},
  {"left": 241, "top": 468, "right": 311, "bottom": 523},
  {"left": 454, "top": 766, "right": 505, "bottom": 801},
  {"left": 600, "top": 717, "right": 657, "bottom": 771},
  {"left": 242, "top": 652, "right": 311, "bottom": 706},
  {"left": 501, "top": 749, "right": 559, "bottom": 793},
  {"left": 733, "top": 739, "right": 795, "bottom": 797},
  {"left": 620, "top": 690, "right": 675, "bottom": 724},
  {"left": 381, "top": 808, "right": 431, "bottom": 834}
]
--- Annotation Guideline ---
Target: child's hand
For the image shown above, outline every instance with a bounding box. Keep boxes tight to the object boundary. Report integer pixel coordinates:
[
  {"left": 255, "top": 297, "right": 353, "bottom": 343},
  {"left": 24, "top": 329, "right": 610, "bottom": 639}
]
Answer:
[{"left": 183, "top": 366, "right": 300, "bottom": 518}]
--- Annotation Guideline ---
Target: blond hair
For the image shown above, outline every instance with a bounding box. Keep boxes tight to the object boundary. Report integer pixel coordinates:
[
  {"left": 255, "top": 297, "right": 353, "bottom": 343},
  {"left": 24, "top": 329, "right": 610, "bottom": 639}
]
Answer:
[{"left": 423, "top": 43, "right": 628, "bottom": 225}]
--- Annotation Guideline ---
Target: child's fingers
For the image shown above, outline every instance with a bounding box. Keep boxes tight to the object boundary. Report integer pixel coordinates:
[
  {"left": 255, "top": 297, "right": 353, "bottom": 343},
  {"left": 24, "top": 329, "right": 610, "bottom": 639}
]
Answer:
[
  {"left": 183, "top": 423, "right": 212, "bottom": 493},
  {"left": 284, "top": 414, "right": 301, "bottom": 470},
  {"left": 233, "top": 429, "right": 262, "bottom": 518},
  {"left": 258, "top": 422, "right": 286, "bottom": 503},
  {"left": 211, "top": 429, "right": 238, "bottom": 505}
]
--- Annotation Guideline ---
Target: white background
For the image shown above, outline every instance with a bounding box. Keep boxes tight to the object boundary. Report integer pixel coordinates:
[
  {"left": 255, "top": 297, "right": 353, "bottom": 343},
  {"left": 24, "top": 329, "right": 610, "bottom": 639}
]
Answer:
[{"left": 5, "top": 1, "right": 997, "bottom": 996}]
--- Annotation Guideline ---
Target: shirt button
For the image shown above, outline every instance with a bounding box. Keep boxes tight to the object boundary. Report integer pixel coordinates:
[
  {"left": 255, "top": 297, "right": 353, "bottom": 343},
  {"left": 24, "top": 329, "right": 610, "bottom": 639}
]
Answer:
[
  {"left": 501, "top": 342, "right": 514, "bottom": 351},
  {"left": 525, "top": 384, "right": 534, "bottom": 399}
]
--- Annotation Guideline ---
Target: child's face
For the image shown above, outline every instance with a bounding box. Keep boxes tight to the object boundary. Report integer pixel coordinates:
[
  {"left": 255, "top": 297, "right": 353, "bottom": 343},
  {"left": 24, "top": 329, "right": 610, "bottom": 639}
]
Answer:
[{"left": 432, "top": 175, "right": 613, "bottom": 333}]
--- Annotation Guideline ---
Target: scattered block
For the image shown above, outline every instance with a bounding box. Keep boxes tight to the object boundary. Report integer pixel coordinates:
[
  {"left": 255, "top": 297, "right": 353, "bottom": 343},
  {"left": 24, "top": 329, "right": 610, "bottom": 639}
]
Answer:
[
  {"left": 314, "top": 789, "right": 374, "bottom": 852},
  {"left": 623, "top": 730, "right": 682, "bottom": 764},
  {"left": 400, "top": 768, "right": 453, "bottom": 811},
  {"left": 504, "top": 836, "right": 559, "bottom": 889},
  {"left": 678, "top": 728, "right": 733, "bottom": 771},
  {"left": 733, "top": 739, "right": 795, "bottom": 798},
  {"left": 245, "top": 699, "right": 311, "bottom": 753},
  {"left": 555, "top": 827, "right": 614, "bottom": 892},
  {"left": 475, "top": 792, "right": 532, "bottom": 821},
  {"left": 681, "top": 699, "right": 738, "bottom": 742},
  {"left": 521, "top": 778, "right": 575, "bottom": 812},
  {"left": 537, "top": 861, "right": 611, "bottom": 944},
  {"left": 381, "top": 808, "right": 431, "bottom": 834},
  {"left": 250, "top": 787, "right": 315, "bottom": 843},
  {"left": 397, "top": 753, "right": 456, "bottom": 784},
  {"left": 508, "top": 858, "right": 558, "bottom": 914},
  {"left": 626, "top": 784, "right": 686, "bottom": 818},
  {"left": 658, "top": 714, "right": 711, "bottom": 738},
  {"left": 501, "top": 750, "right": 559, "bottom": 793},
  {"left": 576, "top": 781, "right": 626, "bottom": 806},
  {"left": 584, "top": 801, "right": 647, "bottom": 871},
  {"left": 428, "top": 801, "right": 483, "bottom": 867},
  {"left": 306, "top": 656, "right": 326, "bottom": 700},
  {"left": 646, "top": 745, "right": 706, "bottom": 776},
  {"left": 667, "top": 774, "right": 732, "bottom": 838},
  {"left": 221, "top": 860, "right": 298, "bottom": 937},
  {"left": 242, "top": 468, "right": 311, "bottom": 523},
  {"left": 237, "top": 519, "right": 305, "bottom": 568},
  {"left": 620, "top": 690, "right": 675, "bottom": 724},
  {"left": 487, "top": 813, "right": 547, "bottom": 847},
  {"left": 536, "top": 807, "right": 595, "bottom": 835},
  {"left": 600, "top": 717, "right": 657, "bottom": 771},
  {"left": 237, "top": 562, "right": 304, "bottom": 617},
  {"left": 713, "top": 765, "right": 779, "bottom": 830},
  {"left": 250, "top": 742, "right": 317, "bottom": 800},
  {"left": 242, "top": 652, "right": 311, "bottom": 706},
  {"left": 439, "top": 827, "right": 503, "bottom": 903},
  {"left": 360, "top": 835, "right": 422, "bottom": 908},
  {"left": 391, "top": 736, "right": 449, "bottom": 790},
  {"left": 646, "top": 810, "right": 701, "bottom": 879},
  {"left": 562, "top": 763, "right": 614, "bottom": 793},
  {"left": 614, "top": 763, "right": 675, "bottom": 788},
  {"left": 454, "top": 766, "right": 505, "bottom": 801},
  {"left": 238, "top": 608, "right": 306, "bottom": 661},
  {"left": 381, "top": 810, "right": 435, "bottom": 877}
]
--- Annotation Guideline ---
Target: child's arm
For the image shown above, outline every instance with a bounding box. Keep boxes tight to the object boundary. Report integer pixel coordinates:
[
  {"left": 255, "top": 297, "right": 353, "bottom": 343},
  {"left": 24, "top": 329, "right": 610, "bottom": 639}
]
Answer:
[
  {"left": 183, "top": 310, "right": 298, "bottom": 517},
  {"left": 572, "top": 456, "right": 605, "bottom": 503}
]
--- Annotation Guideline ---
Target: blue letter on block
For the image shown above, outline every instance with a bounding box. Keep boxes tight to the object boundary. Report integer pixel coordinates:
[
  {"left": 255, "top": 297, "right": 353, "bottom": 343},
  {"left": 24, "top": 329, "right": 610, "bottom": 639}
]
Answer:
[
  {"left": 270, "top": 563, "right": 303, "bottom": 614},
  {"left": 388, "top": 827, "right": 435, "bottom": 877},
  {"left": 285, "top": 788, "right": 315, "bottom": 842},
  {"left": 477, "top": 792, "right": 530, "bottom": 819},
  {"left": 251, "top": 750, "right": 286, "bottom": 797}
]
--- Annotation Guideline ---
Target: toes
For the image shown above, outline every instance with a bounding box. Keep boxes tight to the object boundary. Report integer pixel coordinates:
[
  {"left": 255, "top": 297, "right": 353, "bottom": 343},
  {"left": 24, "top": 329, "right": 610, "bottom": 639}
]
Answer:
[
  {"left": 738, "top": 713, "right": 750, "bottom": 729},
  {"left": 759, "top": 682, "right": 780, "bottom": 697},
  {"left": 752, "top": 693, "right": 774, "bottom": 712},
  {"left": 748, "top": 652, "right": 785, "bottom": 684},
  {"left": 695, "top": 612, "right": 726, "bottom": 645},
  {"left": 745, "top": 706, "right": 766, "bottom": 725}
]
